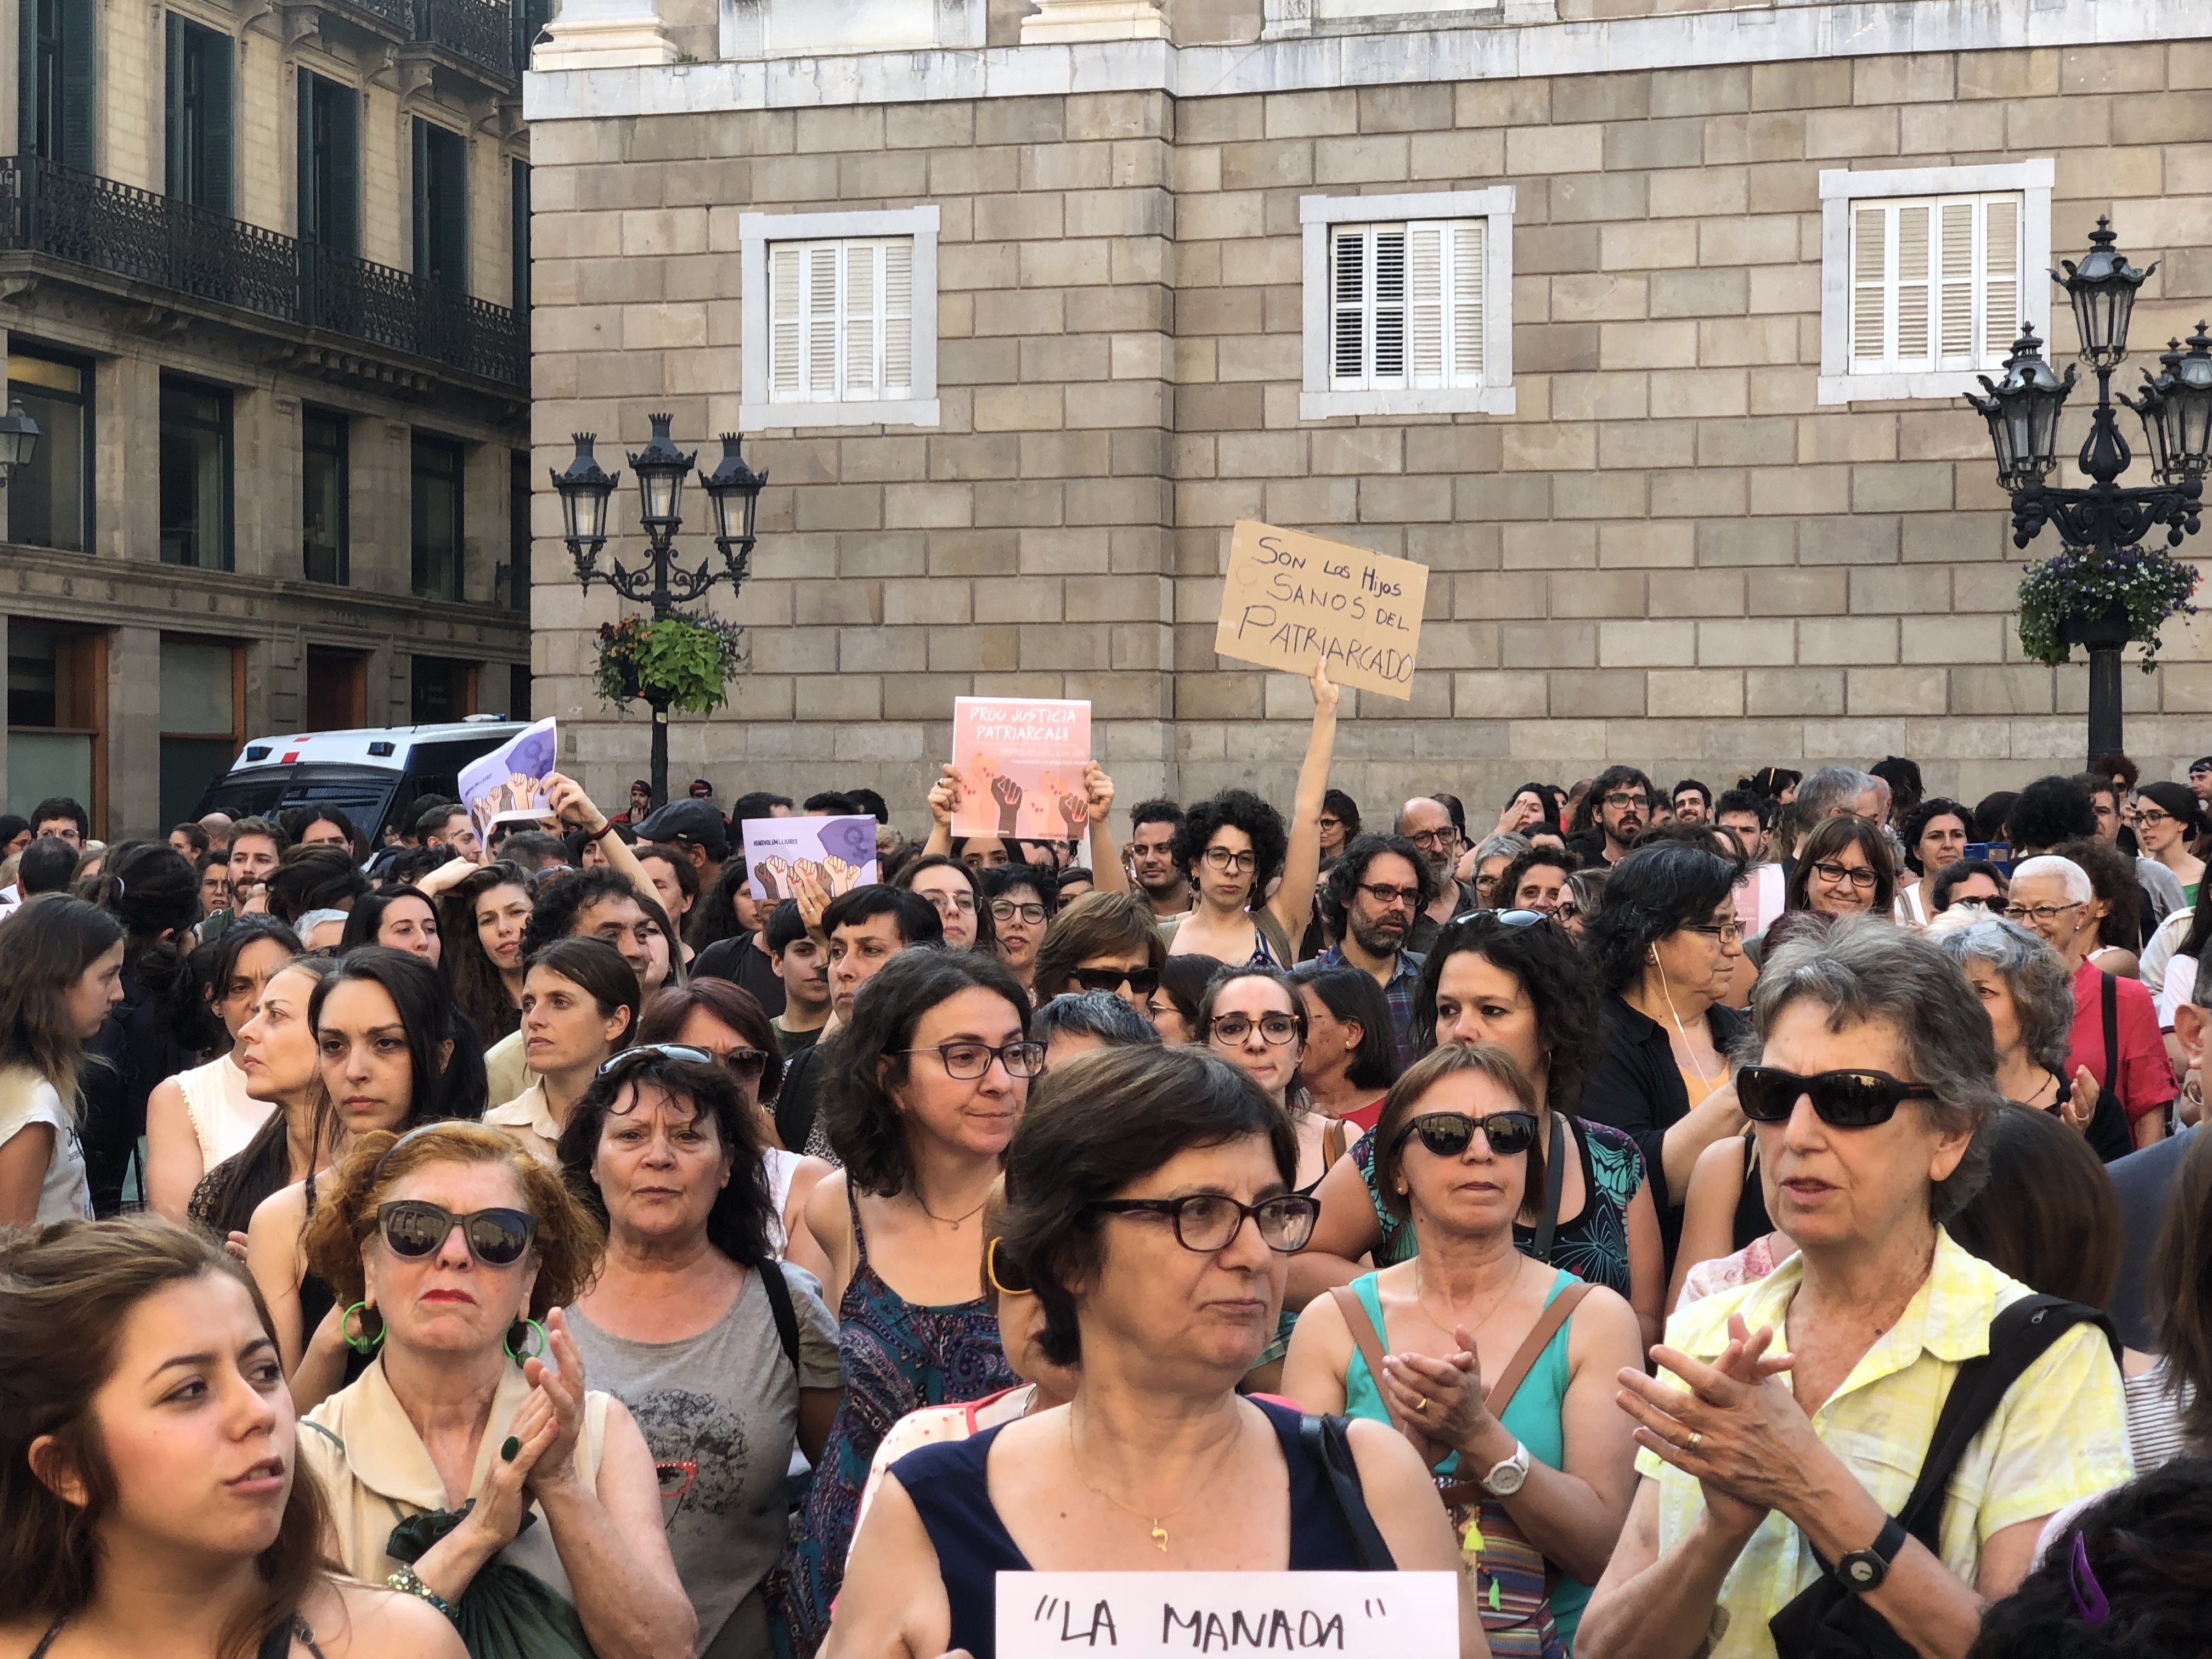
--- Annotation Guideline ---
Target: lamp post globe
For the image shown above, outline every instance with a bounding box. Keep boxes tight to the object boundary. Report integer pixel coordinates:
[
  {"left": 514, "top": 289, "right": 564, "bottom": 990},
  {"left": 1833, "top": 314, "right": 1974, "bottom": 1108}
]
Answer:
[
  {"left": 0, "top": 399, "right": 41, "bottom": 479},
  {"left": 551, "top": 433, "right": 619, "bottom": 580},
  {"left": 699, "top": 433, "right": 769, "bottom": 579},
  {"left": 1967, "top": 323, "right": 2073, "bottom": 500},
  {"left": 2054, "top": 216, "right": 2153, "bottom": 370},
  {"left": 628, "top": 411, "right": 696, "bottom": 550},
  {"left": 2128, "top": 324, "right": 2212, "bottom": 487}
]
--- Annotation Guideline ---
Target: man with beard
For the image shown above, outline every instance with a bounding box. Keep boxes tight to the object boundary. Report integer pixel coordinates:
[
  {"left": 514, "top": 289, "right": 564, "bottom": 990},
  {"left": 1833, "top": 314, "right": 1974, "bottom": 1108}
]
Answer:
[
  {"left": 1311, "top": 834, "right": 1435, "bottom": 1060},
  {"left": 1567, "top": 765, "right": 1654, "bottom": 869},
  {"left": 1126, "top": 799, "right": 1192, "bottom": 920},
  {"left": 1395, "top": 796, "right": 1476, "bottom": 952}
]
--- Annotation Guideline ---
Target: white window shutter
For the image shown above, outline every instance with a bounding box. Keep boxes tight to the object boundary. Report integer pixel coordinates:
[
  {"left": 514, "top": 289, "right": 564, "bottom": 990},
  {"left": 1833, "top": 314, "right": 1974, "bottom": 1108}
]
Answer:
[
  {"left": 1407, "top": 224, "right": 1446, "bottom": 387},
  {"left": 1983, "top": 195, "right": 2019, "bottom": 358},
  {"left": 844, "top": 241, "right": 879, "bottom": 398},
  {"left": 1372, "top": 228, "right": 1407, "bottom": 383},
  {"left": 804, "top": 244, "right": 840, "bottom": 402},
  {"left": 883, "top": 239, "right": 913, "bottom": 397},
  {"left": 1894, "top": 204, "right": 1931, "bottom": 369},
  {"left": 1452, "top": 221, "right": 1485, "bottom": 385},
  {"left": 1331, "top": 226, "right": 1368, "bottom": 387},
  {"left": 1937, "top": 200, "right": 1976, "bottom": 366},
  {"left": 1850, "top": 206, "right": 1886, "bottom": 369},
  {"left": 770, "top": 245, "right": 802, "bottom": 397}
]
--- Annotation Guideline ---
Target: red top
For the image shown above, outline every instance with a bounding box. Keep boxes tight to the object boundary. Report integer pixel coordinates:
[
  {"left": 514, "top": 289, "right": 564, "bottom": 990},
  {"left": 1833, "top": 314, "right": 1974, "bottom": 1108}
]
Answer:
[
  {"left": 2065, "top": 957, "right": 2178, "bottom": 1124},
  {"left": 1342, "top": 1096, "right": 1386, "bottom": 1133}
]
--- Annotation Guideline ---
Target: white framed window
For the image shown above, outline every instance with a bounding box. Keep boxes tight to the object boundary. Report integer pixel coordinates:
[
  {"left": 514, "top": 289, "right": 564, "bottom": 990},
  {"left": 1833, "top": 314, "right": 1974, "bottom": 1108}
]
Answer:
[
  {"left": 739, "top": 206, "right": 939, "bottom": 430},
  {"left": 1818, "top": 160, "right": 2052, "bottom": 406},
  {"left": 1300, "top": 189, "right": 1515, "bottom": 420}
]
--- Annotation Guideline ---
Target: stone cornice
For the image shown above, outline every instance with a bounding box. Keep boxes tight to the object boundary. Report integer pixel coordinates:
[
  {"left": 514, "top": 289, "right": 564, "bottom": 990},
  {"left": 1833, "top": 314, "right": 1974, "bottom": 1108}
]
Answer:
[{"left": 524, "top": 0, "right": 2208, "bottom": 121}]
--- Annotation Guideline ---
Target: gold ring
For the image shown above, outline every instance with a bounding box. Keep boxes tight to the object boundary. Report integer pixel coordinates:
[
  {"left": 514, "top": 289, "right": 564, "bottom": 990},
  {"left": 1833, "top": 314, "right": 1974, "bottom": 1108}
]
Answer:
[
  {"left": 1686, "top": 1431, "right": 1703, "bottom": 1451},
  {"left": 1414, "top": 1396, "right": 1429, "bottom": 1414}
]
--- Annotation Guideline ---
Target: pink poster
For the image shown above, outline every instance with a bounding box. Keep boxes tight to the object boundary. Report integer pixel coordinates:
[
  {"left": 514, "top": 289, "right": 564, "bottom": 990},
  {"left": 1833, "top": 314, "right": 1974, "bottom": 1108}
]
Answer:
[
  {"left": 1734, "top": 862, "right": 1785, "bottom": 941},
  {"left": 950, "top": 697, "right": 1092, "bottom": 842}
]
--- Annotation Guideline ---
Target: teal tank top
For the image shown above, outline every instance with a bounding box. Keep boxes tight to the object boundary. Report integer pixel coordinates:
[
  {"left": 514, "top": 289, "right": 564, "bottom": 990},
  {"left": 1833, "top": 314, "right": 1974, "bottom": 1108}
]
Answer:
[{"left": 1340, "top": 1267, "right": 1592, "bottom": 1648}]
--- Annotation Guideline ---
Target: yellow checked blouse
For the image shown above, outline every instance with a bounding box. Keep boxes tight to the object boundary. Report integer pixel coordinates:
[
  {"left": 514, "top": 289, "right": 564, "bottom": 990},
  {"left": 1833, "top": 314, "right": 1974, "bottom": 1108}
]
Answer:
[{"left": 1640, "top": 1230, "right": 2132, "bottom": 1659}]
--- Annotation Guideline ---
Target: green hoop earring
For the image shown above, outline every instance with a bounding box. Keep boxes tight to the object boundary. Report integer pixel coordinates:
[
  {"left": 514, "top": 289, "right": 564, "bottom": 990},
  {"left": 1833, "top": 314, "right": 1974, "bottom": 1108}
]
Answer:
[
  {"left": 341, "top": 1301, "right": 384, "bottom": 1355},
  {"left": 504, "top": 1317, "right": 548, "bottom": 1368}
]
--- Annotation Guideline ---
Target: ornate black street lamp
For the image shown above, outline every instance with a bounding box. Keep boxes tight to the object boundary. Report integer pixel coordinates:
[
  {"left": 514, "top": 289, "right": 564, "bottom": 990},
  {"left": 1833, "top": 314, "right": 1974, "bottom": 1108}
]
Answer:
[
  {"left": 0, "top": 400, "right": 42, "bottom": 484},
  {"left": 552, "top": 413, "right": 769, "bottom": 806},
  {"left": 1968, "top": 219, "right": 2209, "bottom": 766}
]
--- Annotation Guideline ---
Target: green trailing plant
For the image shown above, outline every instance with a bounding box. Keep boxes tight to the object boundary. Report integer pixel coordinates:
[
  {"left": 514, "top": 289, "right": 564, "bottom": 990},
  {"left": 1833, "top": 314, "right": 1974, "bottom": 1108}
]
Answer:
[
  {"left": 2016, "top": 544, "right": 2199, "bottom": 673},
  {"left": 593, "top": 614, "right": 748, "bottom": 715}
]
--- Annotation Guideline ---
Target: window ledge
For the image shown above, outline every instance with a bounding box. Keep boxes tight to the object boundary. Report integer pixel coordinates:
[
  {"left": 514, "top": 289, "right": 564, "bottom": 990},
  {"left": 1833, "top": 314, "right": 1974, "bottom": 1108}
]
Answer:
[
  {"left": 1816, "top": 371, "right": 1989, "bottom": 407},
  {"left": 1300, "top": 386, "right": 1516, "bottom": 420},
  {"left": 737, "top": 397, "right": 942, "bottom": 431}
]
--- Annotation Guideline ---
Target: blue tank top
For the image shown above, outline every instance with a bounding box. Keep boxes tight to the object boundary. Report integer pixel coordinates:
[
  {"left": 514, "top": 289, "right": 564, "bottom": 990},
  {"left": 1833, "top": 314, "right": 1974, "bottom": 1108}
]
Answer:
[{"left": 894, "top": 1397, "right": 1373, "bottom": 1659}]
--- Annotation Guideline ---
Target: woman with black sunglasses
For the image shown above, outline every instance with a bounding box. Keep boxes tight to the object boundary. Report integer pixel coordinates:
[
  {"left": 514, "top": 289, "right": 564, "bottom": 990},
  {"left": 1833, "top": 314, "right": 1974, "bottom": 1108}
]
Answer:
[
  {"left": 635, "top": 979, "right": 836, "bottom": 1276},
  {"left": 1030, "top": 889, "right": 1164, "bottom": 1007},
  {"left": 825, "top": 1043, "right": 1484, "bottom": 1659},
  {"left": 1578, "top": 919, "right": 2132, "bottom": 1659},
  {"left": 780, "top": 949, "right": 1035, "bottom": 1654},
  {"left": 485, "top": 939, "right": 640, "bottom": 1168},
  {"left": 1285, "top": 1043, "right": 1643, "bottom": 1657},
  {"left": 560, "top": 1047, "right": 845, "bottom": 1659},
  {"left": 296, "top": 1119, "right": 695, "bottom": 1659}
]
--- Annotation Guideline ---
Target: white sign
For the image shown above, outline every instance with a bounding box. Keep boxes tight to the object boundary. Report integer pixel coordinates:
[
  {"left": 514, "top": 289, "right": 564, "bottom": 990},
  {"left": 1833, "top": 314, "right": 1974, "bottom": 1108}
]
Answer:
[
  {"left": 996, "top": 1572, "right": 1459, "bottom": 1659},
  {"left": 456, "top": 718, "right": 557, "bottom": 841}
]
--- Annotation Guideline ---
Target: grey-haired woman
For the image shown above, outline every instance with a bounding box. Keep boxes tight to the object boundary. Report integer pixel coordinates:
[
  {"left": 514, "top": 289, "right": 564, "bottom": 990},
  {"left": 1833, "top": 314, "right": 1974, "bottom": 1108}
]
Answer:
[
  {"left": 1939, "top": 918, "right": 2131, "bottom": 1163},
  {"left": 1578, "top": 919, "right": 2131, "bottom": 1659}
]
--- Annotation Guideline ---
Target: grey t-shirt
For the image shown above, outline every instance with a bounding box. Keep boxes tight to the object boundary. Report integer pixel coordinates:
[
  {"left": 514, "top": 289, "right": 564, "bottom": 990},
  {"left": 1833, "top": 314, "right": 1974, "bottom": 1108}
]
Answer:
[{"left": 567, "top": 1262, "right": 842, "bottom": 1657}]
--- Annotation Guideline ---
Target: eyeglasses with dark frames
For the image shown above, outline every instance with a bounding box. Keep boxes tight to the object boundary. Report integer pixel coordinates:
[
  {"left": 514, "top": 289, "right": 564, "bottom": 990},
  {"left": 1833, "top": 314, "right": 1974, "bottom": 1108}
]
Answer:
[
  {"left": 1072, "top": 966, "right": 1159, "bottom": 996},
  {"left": 376, "top": 1200, "right": 538, "bottom": 1266},
  {"left": 2001, "top": 900, "right": 2086, "bottom": 926},
  {"left": 1810, "top": 860, "right": 1878, "bottom": 889},
  {"left": 1201, "top": 846, "right": 1260, "bottom": 874},
  {"left": 895, "top": 1040, "right": 1047, "bottom": 1080},
  {"left": 1736, "top": 1065, "right": 1938, "bottom": 1129},
  {"left": 1207, "top": 1012, "right": 1304, "bottom": 1046},
  {"left": 1681, "top": 919, "right": 1745, "bottom": 945},
  {"left": 1354, "top": 881, "right": 1422, "bottom": 908},
  {"left": 1084, "top": 1192, "right": 1319, "bottom": 1254},
  {"left": 1390, "top": 1109, "right": 1539, "bottom": 1160},
  {"left": 990, "top": 900, "right": 1048, "bottom": 925}
]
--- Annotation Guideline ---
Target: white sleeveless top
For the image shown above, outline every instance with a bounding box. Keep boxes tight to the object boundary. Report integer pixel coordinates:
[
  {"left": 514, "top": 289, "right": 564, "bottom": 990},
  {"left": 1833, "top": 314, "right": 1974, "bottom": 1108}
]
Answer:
[{"left": 174, "top": 1053, "right": 274, "bottom": 1170}]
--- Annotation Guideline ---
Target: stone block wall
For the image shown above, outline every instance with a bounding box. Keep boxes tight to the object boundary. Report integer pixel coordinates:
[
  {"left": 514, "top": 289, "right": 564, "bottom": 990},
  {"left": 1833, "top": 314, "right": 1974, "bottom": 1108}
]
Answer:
[{"left": 526, "top": 16, "right": 2212, "bottom": 823}]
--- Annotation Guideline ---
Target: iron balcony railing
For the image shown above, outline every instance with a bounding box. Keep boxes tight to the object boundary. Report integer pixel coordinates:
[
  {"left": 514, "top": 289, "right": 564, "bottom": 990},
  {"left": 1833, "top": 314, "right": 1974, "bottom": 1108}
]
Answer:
[
  {"left": 0, "top": 156, "right": 525, "bottom": 388},
  {"left": 415, "top": 0, "right": 515, "bottom": 82}
]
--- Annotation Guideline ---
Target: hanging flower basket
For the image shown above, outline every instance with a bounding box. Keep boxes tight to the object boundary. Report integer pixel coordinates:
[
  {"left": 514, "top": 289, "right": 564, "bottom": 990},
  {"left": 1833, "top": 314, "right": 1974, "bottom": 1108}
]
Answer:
[
  {"left": 594, "top": 614, "right": 748, "bottom": 715},
  {"left": 2016, "top": 545, "right": 2199, "bottom": 673}
]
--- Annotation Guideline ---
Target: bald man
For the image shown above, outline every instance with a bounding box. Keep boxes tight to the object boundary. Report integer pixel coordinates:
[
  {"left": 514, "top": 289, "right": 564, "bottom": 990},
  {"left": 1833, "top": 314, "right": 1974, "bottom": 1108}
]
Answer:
[{"left": 1395, "top": 796, "right": 1477, "bottom": 951}]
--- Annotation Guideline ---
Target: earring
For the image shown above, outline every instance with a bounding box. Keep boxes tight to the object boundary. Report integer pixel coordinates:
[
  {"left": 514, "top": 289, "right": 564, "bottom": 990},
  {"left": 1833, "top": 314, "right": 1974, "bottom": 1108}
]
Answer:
[
  {"left": 341, "top": 1300, "right": 384, "bottom": 1355},
  {"left": 505, "top": 1317, "right": 549, "bottom": 1368}
]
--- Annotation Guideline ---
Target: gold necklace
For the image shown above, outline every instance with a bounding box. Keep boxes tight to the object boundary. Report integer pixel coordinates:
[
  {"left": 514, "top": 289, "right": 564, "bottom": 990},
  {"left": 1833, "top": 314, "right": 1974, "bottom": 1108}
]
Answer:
[
  {"left": 1414, "top": 1251, "right": 1524, "bottom": 1343},
  {"left": 912, "top": 1189, "right": 990, "bottom": 1228},
  {"left": 1068, "top": 1412, "right": 1240, "bottom": 1553}
]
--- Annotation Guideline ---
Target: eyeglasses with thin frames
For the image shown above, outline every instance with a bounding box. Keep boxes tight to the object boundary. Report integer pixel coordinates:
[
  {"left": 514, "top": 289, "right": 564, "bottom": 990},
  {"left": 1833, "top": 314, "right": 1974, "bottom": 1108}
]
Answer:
[
  {"left": 1811, "top": 860, "right": 1878, "bottom": 889},
  {"left": 1207, "top": 1012, "right": 1304, "bottom": 1046},
  {"left": 1202, "top": 846, "right": 1259, "bottom": 874},
  {"left": 1683, "top": 919, "right": 1745, "bottom": 945},
  {"left": 895, "top": 1040, "right": 1046, "bottom": 1080},
  {"left": 2002, "top": 901, "right": 2085, "bottom": 926},
  {"left": 990, "top": 900, "right": 1048, "bottom": 925},
  {"left": 1084, "top": 1192, "right": 1319, "bottom": 1254}
]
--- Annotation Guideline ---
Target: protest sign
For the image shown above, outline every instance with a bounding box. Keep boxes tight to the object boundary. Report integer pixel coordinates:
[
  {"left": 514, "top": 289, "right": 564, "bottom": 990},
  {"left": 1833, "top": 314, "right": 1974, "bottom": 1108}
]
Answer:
[
  {"left": 950, "top": 697, "right": 1093, "bottom": 842},
  {"left": 456, "top": 718, "right": 557, "bottom": 841},
  {"left": 1214, "top": 521, "right": 1429, "bottom": 700},
  {"left": 741, "top": 815, "right": 880, "bottom": 902},
  {"left": 996, "top": 1571, "right": 1458, "bottom": 1659},
  {"left": 1734, "top": 862, "right": 1785, "bottom": 941}
]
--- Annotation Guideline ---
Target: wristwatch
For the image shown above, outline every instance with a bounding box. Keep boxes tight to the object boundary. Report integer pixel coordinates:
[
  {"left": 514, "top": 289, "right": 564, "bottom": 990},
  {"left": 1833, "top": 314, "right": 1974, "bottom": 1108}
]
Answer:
[
  {"left": 1478, "top": 1440, "right": 1531, "bottom": 1498},
  {"left": 1835, "top": 1517, "right": 1908, "bottom": 1593}
]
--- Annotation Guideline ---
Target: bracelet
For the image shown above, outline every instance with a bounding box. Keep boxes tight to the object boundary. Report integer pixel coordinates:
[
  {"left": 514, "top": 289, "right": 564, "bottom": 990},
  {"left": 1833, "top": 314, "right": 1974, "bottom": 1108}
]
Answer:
[
  {"left": 588, "top": 820, "right": 613, "bottom": 839},
  {"left": 386, "top": 1563, "right": 460, "bottom": 1623}
]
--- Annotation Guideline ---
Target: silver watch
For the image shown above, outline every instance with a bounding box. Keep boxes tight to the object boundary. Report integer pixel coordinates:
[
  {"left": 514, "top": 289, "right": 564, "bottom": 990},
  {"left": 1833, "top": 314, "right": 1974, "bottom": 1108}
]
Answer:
[{"left": 1479, "top": 1440, "right": 1531, "bottom": 1497}]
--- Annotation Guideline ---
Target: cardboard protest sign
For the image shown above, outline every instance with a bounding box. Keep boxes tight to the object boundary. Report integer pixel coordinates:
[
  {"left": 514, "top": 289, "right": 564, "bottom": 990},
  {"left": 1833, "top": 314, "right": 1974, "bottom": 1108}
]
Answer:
[
  {"left": 996, "top": 1571, "right": 1458, "bottom": 1659},
  {"left": 741, "top": 815, "right": 879, "bottom": 902},
  {"left": 950, "top": 697, "right": 1093, "bottom": 842},
  {"left": 456, "top": 718, "right": 557, "bottom": 842},
  {"left": 1214, "top": 520, "right": 1429, "bottom": 700}
]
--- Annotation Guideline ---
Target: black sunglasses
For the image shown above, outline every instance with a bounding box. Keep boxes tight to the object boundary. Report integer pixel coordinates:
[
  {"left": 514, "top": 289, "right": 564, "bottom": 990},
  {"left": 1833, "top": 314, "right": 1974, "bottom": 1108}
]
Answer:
[
  {"left": 1391, "top": 1109, "right": 1539, "bottom": 1159},
  {"left": 376, "top": 1200, "right": 538, "bottom": 1266},
  {"left": 1737, "top": 1065, "right": 1939, "bottom": 1128},
  {"left": 1072, "top": 966, "right": 1159, "bottom": 996}
]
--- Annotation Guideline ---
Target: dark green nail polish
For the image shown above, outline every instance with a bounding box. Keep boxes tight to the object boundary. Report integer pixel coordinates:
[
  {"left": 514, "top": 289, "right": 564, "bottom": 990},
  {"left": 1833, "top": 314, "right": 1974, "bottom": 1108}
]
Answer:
[{"left": 501, "top": 1436, "right": 520, "bottom": 1462}]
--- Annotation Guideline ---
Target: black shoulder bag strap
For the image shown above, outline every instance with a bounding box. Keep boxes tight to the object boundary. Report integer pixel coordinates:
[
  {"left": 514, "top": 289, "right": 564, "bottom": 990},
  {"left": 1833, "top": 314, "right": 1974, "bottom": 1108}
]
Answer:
[
  {"left": 1531, "top": 1111, "right": 1567, "bottom": 1262},
  {"left": 2100, "top": 970, "right": 2122, "bottom": 1116},
  {"left": 1769, "top": 1294, "right": 2115, "bottom": 1658},
  {"left": 1299, "top": 1414, "right": 1398, "bottom": 1571},
  {"left": 758, "top": 1260, "right": 802, "bottom": 1374}
]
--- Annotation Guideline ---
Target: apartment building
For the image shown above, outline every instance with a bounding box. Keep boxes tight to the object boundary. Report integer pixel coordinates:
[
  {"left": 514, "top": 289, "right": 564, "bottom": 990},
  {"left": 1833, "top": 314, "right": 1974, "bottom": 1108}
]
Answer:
[
  {"left": 523, "top": 0, "right": 2212, "bottom": 815},
  {"left": 1, "top": 0, "right": 539, "bottom": 838}
]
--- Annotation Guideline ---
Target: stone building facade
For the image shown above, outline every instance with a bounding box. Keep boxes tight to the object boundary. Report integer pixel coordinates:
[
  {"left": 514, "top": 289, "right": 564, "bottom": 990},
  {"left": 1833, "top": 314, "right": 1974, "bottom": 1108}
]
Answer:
[
  {"left": 523, "top": 0, "right": 2212, "bottom": 822},
  {"left": 1, "top": 0, "right": 535, "bottom": 838}
]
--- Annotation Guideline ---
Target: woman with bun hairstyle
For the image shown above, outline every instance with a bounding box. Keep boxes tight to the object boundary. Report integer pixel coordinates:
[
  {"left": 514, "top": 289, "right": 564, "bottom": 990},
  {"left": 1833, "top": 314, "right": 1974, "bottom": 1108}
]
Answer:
[{"left": 0, "top": 1215, "right": 462, "bottom": 1659}]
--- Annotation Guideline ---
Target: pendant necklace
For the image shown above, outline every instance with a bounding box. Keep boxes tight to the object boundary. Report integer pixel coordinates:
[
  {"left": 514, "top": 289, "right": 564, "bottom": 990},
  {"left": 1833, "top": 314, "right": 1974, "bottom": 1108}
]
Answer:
[{"left": 1069, "top": 1413, "right": 1239, "bottom": 1553}]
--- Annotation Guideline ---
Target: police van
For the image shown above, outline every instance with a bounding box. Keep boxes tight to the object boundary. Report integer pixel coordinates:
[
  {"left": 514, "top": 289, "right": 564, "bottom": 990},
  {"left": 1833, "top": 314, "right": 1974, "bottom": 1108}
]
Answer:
[{"left": 191, "top": 716, "right": 529, "bottom": 846}]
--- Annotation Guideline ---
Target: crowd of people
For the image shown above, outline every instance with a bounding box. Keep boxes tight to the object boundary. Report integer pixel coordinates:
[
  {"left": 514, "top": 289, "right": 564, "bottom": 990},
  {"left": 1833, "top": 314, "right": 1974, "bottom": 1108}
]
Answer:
[{"left": 3, "top": 723, "right": 2212, "bottom": 1659}]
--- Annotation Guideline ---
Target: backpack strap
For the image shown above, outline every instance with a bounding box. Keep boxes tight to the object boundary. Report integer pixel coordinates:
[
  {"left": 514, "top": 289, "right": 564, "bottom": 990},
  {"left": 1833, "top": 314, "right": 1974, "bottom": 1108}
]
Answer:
[
  {"left": 758, "top": 1261, "right": 802, "bottom": 1374},
  {"left": 1892, "top": 1295, "right": 2115, "bottom": 1551},
  {"left": 2100, "top": 970, "right": 2121, "bottom": 1115},
  {"left": 1299, "top": 1413, "right": 1398, "bottom": 1571},
  {"left": 1328, "top": 1284, "right": 1402, "bottom": 1431}
]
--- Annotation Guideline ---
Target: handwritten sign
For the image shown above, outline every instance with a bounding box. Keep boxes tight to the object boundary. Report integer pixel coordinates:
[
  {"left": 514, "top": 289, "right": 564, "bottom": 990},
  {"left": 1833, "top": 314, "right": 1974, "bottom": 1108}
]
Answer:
[
  {"left": 1214, "top": 522, "right": 1430, "bottom": 701},
  {"left": 741, "top": 815, "right": 879, "bottom": 902},
  {"left": 950, "top": 697, "right": 1093, "bottom": 842},
  {"left": 996, "top": 1572, "right": 1458, "bottom": 1659}
]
